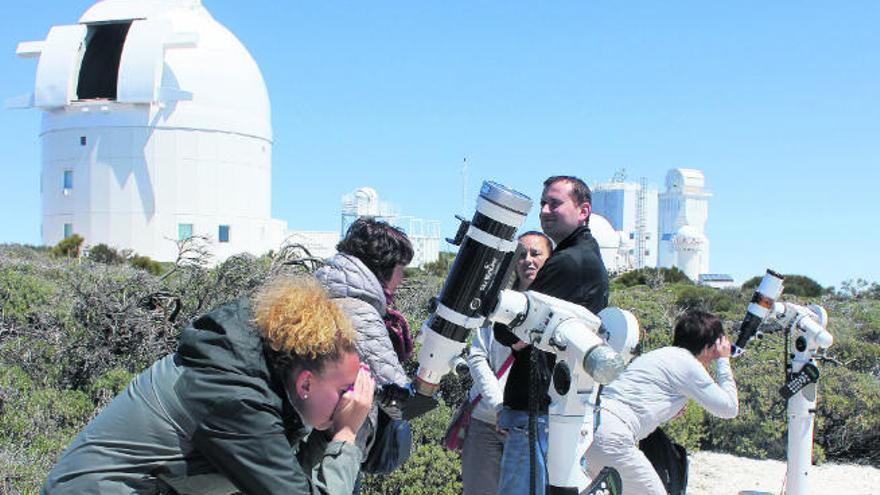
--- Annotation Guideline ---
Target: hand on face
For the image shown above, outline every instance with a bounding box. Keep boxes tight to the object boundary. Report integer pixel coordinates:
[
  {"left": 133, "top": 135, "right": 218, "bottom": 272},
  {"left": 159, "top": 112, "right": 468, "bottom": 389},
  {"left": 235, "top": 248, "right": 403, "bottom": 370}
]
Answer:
[
  {"left": 331, "top": 363, "right": 375, "bottom": 443},
  {"left": 714, "top": 335, "right": 732, "bottom": 359},
  {"left": 700, "top": 335, "right": 732, "bottom": 363}
]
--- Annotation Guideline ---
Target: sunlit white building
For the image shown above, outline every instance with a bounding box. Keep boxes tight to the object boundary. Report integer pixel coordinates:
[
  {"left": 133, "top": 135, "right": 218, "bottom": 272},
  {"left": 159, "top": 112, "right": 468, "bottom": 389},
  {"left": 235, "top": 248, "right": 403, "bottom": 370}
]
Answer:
[
  {"left": 12, "top": 0, "right": 287, "bottom": 261},
  {"left": 591, "top": 168, "right": 711, "bottom": 281}
]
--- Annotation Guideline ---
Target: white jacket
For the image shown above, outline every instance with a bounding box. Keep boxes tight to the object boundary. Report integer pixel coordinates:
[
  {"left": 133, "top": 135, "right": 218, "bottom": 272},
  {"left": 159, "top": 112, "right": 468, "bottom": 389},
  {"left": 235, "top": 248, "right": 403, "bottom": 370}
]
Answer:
[{"left": 466, "top": 326, "right": 512, "bottom": 425}]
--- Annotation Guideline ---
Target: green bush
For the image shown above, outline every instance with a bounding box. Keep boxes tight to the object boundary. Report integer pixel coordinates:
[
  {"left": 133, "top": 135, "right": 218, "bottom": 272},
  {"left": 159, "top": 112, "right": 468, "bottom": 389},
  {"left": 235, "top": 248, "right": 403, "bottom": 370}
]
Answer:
[
  {"left": 361, "top": 403, "right": 463, "bottom": 495},
  {"left": 87, "top": 243, "right": 126, "bottom": 265},
  {"left": 1, "top": 243, "right": 878, "bottom": 494},
  {"left": 129, "top": 255, "right": 163, "bottom": 276},
  {"left": 50, "top": 234, "right": 84, "bottom": 259},
  {"left": 664, "top": 402, "right": 706, "bottom": 452},
  {"left": 421, "top": 251, "right": 456, "bottom": 278},
  {"left": 0, "top": 264, "right": 59, "bottom": 326},
  {"left": 614, "top": 266, "right": 692, "bottom": 288}
]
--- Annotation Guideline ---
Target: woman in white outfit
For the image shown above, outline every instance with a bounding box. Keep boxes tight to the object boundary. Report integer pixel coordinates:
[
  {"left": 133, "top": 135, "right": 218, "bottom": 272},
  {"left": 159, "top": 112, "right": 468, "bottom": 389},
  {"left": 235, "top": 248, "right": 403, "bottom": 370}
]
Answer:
[
  {"left": 586, "top": 310, "right": 739, "bottom": 495},
  {"left": 460, "top": 231, "right": 552, "bottom": 495}
]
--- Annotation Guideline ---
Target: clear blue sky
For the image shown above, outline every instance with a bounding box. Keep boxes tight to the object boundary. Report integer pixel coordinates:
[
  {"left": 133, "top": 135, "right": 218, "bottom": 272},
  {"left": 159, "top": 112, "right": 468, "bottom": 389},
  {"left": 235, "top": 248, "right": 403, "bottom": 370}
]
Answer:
[{"left": 2, "top": 1, "right": 878, "bottom": 288}]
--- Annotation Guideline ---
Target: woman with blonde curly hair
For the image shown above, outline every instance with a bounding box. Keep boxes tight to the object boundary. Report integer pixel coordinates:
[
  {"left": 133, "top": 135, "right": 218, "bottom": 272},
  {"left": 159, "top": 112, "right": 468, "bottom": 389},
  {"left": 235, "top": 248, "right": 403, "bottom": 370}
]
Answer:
[{"left": 43, "top": 277, "right": 375, "bottom": 494}]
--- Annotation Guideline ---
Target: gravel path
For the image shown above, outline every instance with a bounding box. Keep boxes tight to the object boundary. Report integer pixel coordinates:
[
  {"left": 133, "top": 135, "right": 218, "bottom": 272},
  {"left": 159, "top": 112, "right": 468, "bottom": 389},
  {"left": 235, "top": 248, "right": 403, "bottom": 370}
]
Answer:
[{"left": 687, "top": 451, "right": 879, "bottom": 495}]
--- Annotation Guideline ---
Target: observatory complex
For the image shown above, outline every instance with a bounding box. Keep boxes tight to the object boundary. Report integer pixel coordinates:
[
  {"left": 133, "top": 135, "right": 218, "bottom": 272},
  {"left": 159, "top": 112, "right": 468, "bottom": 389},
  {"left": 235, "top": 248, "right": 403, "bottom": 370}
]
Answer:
[{"left": 591, "top": 168, "right": 716, "bottom": 282}]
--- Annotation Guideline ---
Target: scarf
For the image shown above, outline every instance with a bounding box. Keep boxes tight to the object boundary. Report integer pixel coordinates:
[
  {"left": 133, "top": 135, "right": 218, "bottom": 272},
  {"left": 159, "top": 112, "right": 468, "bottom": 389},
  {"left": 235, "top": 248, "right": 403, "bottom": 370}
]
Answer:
[{"left": 383, "top": 289, "right": 413, "bottom": 362}]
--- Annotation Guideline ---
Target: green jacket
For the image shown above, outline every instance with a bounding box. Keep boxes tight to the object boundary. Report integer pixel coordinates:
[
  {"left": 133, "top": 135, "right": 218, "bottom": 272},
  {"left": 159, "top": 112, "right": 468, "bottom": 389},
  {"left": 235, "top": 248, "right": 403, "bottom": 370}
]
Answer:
[{"left": 43, "top": 298, "right": 362, "bottom": 494}]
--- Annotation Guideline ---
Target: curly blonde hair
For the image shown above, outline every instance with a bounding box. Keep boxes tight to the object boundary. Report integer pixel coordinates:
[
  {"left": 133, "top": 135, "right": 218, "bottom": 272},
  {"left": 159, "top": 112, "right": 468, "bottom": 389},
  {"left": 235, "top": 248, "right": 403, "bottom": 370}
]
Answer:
[{"left": 253, "top": 276, "right": 356, "bottom": 375}]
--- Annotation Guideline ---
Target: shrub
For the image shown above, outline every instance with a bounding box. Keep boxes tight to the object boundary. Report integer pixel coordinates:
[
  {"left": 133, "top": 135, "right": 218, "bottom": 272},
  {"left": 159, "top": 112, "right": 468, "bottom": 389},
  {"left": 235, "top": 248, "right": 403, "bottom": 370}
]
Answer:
[
  {"left": 87, "top": 243, "right": 125, "bottom": 265},
  {"left": 615, "top": 267, "right": 692, "bottom": 288},
  {"left": 129, "top": 255, "right": 163, "bottom": 276},
  {"left": 50, "top": 234, "right": 84, "bottom": 259},
  {"left": 1, "top": 243, "right": 878, "bottom": 494}
]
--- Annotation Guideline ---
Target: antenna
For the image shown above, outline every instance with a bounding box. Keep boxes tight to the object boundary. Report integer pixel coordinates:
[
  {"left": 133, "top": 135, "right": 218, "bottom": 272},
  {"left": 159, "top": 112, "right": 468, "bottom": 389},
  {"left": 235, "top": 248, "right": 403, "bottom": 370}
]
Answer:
[{"left": 461, "top": 157, "right": 469, "bottom": 217}]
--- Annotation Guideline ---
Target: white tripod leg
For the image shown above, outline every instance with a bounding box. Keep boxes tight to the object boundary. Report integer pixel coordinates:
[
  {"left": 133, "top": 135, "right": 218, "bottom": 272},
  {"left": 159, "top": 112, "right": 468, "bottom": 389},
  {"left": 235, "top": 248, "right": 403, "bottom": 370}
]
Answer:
[{"left": 786, "top": 380, "right": 817, "bottom": 495}]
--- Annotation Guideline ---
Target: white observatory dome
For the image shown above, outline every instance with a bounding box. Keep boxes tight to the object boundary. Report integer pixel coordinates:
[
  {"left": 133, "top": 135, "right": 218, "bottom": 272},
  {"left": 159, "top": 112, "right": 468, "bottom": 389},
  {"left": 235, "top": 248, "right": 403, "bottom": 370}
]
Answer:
[
  {"left": 16, "top": 0, "right": 286, "bottom": 262},
  {"left": 590, "top": 214, "right": 620, "bottom": 250},
  {"left": 590, "top": 213, "right": 626, "bottom": 273},
  {"left": 673, "top": 224, "right": 707, "bottom": 253},
  {"left": 30, "top": 0, "right": 272, "bottom": 140}
]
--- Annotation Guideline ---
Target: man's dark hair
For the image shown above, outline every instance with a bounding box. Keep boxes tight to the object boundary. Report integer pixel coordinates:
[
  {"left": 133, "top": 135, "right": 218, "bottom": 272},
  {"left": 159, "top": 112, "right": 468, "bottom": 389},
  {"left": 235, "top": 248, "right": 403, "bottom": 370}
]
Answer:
[
  {"left": 336, "top": 218, "right": 414, "bottom": 285},
  {"left": 672, "top": 310, "right": 725, "bottom": 356},
  {"left": 543, "top": 175, "right": 592, "bottom": 205}
]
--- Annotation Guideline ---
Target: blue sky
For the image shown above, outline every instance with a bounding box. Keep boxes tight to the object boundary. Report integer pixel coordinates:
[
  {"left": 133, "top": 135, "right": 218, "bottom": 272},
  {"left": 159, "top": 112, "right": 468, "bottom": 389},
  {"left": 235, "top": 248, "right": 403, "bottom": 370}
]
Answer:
[{"left": 2, "top": 1, "right": 878, "bottom": 287}]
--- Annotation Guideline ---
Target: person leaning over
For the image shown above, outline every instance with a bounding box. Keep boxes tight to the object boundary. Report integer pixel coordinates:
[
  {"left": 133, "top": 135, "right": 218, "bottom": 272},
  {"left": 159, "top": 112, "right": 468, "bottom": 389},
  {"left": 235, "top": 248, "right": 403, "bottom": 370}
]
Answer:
[
  {"left": 586, "top": 310, "right": 739, "bottom": 495},
  {"left": 43, "top": 277, "right": 375, "bottom": 495},
  {"left": 460, "top": 231, "right": 552, "bottom": 495},
  {"left": 316, "top": 217, "right": 414, "bottom": 392}
]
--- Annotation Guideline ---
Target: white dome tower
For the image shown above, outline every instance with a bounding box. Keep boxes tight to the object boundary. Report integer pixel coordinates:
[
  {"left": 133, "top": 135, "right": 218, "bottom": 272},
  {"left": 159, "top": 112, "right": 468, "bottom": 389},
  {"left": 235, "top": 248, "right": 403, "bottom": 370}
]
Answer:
[
  {"left": 658, "top": 168, "right": 711, "bottom": 280},
  {"left": 672, "top": 224, "right": 708, "bottom": 280},
  {"left": 12, "top": 0, "right": 287, "bottom": 261}
]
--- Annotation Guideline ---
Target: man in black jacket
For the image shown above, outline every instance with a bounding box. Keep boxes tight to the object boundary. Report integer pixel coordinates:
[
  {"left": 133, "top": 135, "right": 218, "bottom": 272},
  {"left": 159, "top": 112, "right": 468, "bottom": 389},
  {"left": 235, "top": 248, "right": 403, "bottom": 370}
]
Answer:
[{"left": 494, "top": 175, "right": 609, "bottom": 494}]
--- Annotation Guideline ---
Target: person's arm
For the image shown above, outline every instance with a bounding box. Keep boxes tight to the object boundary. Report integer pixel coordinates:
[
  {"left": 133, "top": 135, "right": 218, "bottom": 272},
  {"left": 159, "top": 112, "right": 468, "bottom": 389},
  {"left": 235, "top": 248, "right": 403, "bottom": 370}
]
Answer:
[
  {"left": 467, "top": 327, "right": 507, "bottom": 414},
  {"left": 344, "top": 299, "right": 409, "bottom": 387},
  {"left": 683, "top": 357, "right": 739, "bottom": 419}
]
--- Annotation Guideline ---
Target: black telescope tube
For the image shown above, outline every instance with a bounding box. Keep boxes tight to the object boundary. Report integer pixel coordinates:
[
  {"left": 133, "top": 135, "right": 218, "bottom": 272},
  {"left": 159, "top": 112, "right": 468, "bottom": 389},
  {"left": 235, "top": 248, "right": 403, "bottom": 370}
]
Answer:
[{"left": 425, "top": 181, "right": 531, "bottom": 343}]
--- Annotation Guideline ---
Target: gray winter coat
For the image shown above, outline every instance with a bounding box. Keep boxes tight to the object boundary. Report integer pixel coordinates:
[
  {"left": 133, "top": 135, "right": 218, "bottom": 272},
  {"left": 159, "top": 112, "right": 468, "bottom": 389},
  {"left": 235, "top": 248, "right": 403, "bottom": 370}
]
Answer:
[{"left": 316, "top": 253, "right": 409, "bottom": 388}]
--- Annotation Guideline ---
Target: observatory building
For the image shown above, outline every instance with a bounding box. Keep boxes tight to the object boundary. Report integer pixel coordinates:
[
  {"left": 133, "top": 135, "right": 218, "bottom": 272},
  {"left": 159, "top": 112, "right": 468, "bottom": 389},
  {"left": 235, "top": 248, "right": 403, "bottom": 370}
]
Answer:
[
  {"left": 340, "top": 187, "right": 441, "bottom": 268},
  {"left": 591, "top": 179, "right": 659, "bottom": 270},
  {"left": 591, "top": 168, "right": 712, "bottom": 281},
  {"left": 657, "top": 168, "right": 711, "bottom": 280},
  {"left": 11, "top": 0, "right": 287, "bottom": 261}
]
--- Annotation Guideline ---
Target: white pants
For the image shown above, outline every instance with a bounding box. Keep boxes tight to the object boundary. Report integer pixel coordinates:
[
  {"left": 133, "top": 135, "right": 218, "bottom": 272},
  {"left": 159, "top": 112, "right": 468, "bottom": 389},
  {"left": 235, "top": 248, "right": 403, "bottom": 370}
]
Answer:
[{"left": 585, "top": 410, "right": 666, "bottom": 495}]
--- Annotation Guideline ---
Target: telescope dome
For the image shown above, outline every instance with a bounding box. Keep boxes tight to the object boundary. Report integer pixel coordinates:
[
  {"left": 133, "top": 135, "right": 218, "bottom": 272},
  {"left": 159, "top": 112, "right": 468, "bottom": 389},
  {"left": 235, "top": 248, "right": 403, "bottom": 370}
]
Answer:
[{"left": 672, "top": 224, "right": 707, "bottom": 252}]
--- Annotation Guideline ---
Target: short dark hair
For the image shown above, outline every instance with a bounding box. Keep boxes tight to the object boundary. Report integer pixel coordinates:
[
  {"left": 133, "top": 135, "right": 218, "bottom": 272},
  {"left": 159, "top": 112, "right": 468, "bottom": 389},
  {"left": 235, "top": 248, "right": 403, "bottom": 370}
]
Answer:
[
  {"left": 543, "top": 175, "right": 592, "bottom": 205},
  {"left": 336, "top": 218, "right": 414, "bottom": 285},
  {"left": 672, "top": 310, "right": 725, "bottom": 356}
]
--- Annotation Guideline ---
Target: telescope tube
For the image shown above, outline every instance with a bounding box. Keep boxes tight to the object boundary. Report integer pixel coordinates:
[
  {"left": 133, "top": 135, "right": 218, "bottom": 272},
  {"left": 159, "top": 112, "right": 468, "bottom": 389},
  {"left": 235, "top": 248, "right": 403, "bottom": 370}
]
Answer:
[
  {"left": 414, "top": 181, "right": 531, "bottom": 395},
  {"left": 732, "top": 269, "right": 784, "bottom": 355}
]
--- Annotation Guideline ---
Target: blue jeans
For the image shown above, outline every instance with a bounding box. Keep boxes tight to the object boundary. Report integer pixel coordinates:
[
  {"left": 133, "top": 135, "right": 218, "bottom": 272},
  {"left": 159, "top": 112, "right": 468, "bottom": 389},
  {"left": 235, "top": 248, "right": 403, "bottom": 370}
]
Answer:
[{"left": 497, "top": 409, "right": 549, "bottom": 495}]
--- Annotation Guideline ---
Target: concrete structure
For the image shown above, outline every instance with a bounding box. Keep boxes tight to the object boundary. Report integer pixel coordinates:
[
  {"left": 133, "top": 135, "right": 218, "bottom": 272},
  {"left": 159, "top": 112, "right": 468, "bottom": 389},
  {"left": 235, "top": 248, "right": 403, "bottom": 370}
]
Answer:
[
  {"left": 658, "top": 169, "right": 711, "bottom": 280},
  {"left": 591, "top": 180, "right": 659, "bottom": 270},
  {"left": 285, "top": 231, "right": 340, "bottom": 260},
  {"left": 12, "top": 0, "right": 287, "bottom": 262},
  {"left": 340, "top": 186, "right": 441, "bottom": 268}
]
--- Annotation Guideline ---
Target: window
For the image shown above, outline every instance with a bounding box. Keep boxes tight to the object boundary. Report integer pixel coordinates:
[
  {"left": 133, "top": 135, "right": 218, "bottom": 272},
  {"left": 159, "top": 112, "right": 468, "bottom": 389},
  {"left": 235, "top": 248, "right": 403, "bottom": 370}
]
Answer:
[
  {"left": 76, "top": 22, "right": 132, "bottom": 100},
  {"left": 218, "top": 225, "right": 230, "bottom": 243},
  {"left": 63, "top": 170, "right": 73, "bottom": 189},
  {"left": 64, "top": 223, "right": 73, "bottom": 238},
  {"left": 178, "top": 223, "right": 193, "bottom": 241}
]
